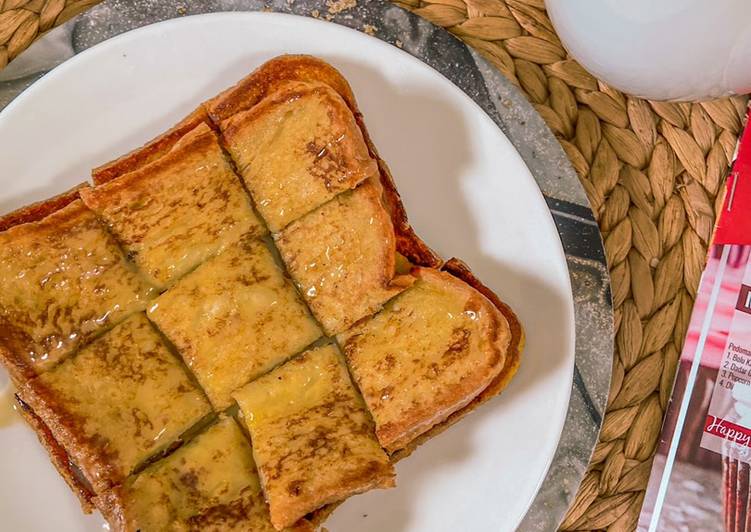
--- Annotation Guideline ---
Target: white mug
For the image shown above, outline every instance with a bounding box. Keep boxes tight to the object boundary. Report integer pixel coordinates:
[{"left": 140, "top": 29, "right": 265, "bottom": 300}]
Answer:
[{"left": 545, "top": 0, "right": 751, "bottom": 101}]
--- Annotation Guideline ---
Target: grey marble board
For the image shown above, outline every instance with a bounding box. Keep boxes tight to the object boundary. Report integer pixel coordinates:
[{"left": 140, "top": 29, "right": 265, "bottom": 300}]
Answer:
[{"left": 0, "top": 1, "right": 613, "bottom": 530}]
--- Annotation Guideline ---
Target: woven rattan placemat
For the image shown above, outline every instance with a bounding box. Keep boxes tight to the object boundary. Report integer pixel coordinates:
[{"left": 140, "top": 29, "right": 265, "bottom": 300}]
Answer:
[{"left": 1, "top": 0, "right": 748, "bottom": 529}]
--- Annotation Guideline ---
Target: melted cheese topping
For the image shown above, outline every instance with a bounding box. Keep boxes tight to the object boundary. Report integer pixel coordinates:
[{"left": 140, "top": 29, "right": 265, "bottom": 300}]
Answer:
[
  {"left": 80, "top": 124, "right": 266, "bottom": 289},
  {"left": 221, "top": 81, "right": 377, "bottom": 232},
  {"left": 148, "top": 238, "right": 321, "bottom": 409},
  {"left": 0, "top": 200, "right": 156, "bottom": 376},
  {"left": 32, "top": 313, "right": 210, "bottom": 489},
  {"left": 233, "top": 345, "right": 393, "bottom": 530},
  {"left": 337, "top": 268, "right": 509, "bottom": 451},
  {"left": 274, "top": 181, "right": 412, "bottom": 335},
  {"left": 119, "top": 416, "right": 282, "bottom": 531}
]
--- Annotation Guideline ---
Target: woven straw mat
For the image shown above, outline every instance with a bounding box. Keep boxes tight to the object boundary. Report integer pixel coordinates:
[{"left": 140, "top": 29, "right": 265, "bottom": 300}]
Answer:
[{"left": 1, "top": 0, "right": 749, "bottom": 530}]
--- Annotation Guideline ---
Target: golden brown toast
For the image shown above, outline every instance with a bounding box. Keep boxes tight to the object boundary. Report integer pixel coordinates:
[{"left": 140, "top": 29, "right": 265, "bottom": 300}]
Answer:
[
  {"left": 148, "top": 237, "right": 322, "bottom": 409},
  {"left": 0, "top": 196, "right": 156, "bottom": 383},
  {"left": 220, "top": 80, "right": 378, "bottom": 232},
  {"left": 205, "top": 55, "right": 358, "bottom": 123},
  {"left": 274, "top": 179, "right": 414, "bottom": 335},
  {"left": 338, "top": 267, "right": 511, "bottom": 452},
  {"left": 204, "top": 54, "right": 441, "bottom": 268},
  {"left": 18, "top": 313, "right": 211, "bottom": 495},
  {"left": 80, "top": 123, "right": 266, "bottom": 289},
  {"left": 0, "top": 182, "right": 88, "bottom": 232},
  {"left": 391, "top": 258, "right": 525, "bottom": 461},
  {"left": 0, "top": 54, "right": 524, "bottom": 531},
  {"left": 91, "top": 106, "right": 212, "bottom": 185},
  {"left": 233, "top": 344, "right": 395, "bottom": 530},
  {"left": 14, "top": 395, "right": 96, "bottom": 513},
  {"left": 97, "top": 415, "right": 312, "bottom": 532}
]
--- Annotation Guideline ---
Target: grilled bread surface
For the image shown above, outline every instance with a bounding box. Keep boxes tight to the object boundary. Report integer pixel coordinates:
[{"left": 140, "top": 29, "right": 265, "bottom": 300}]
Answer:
[
  {"left": 338, "top": 267, "right": 511, "bottom": 452},
  {"left": 148, "top": 237, "right": 322, "bottom": 409},
  {"left": 98, "top": 415, "right": 312, "bottom": 532},
  {"left": 0, "top": 197, "right": 156, "bottom": 382},
  {"left": 274, "top": 178, "right": 414, "bottom": 335},
  {"left": 0, "top": 54, "right": 524, "bottom": 531},
  {"left": 18, "top": 314, "right": 211, "bottom": 494},
  {"left": 221, "top": 80, "right": 378, "bottom": 232},
  {"left": 233, "top": 345, "right": 395, "bottom": 530},
  {"left": 81, "top": 123, "right": 265, "bottom": 289}
]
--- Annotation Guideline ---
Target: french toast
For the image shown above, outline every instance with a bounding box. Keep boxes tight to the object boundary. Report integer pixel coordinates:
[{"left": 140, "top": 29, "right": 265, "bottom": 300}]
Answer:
[
  {"left": 98, "top": 415, "right": 312, "bottom": 532},
  {"left": 148, "top": 237, "right": 322, "bottom": 409},
  {"left": 338, "top": 266, "right": 511, "bottom": 452},
  {"left": 220, "top": 80, "right": 378, "bottom": 232},
  {"left": 18, "top": 313, "right": 211, "bottom": 495},
  {"left": 14, "top": 395, "right": 96, "bottom": 512},
  {"left": 0, "top": 54, "right": 525, "bottom": 531},
  {"left": 80, "top": 123, "right": 266, "bottom": 289},
  {"left": 274, "top": 179, "right": 414, "bottom": 335},
  {"left": 0, "top": 195, "right": 156, "bottom": 383},
  {"left": 233, "top": 344, "right": 395, "bottom": 530},
  {"left": 91, "top": 107, "right": 212, "bottom": 186}
]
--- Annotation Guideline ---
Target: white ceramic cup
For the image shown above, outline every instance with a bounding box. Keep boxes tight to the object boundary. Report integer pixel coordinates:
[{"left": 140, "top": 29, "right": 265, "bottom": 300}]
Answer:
[{"left": 545, "top": 0, "right": 751, "bottom": 101}]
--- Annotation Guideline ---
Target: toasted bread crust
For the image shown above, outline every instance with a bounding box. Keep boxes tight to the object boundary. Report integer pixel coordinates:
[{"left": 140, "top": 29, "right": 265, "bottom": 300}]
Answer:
[
  {"left": 92, "top": 106, "right": 211, "bottom": 185},
  {"left": 17, "top": 314, "right": 211, "bottom": 495},
  {"left": 14, "top": 396, "right": 95, "bottom": 513},
  {"left": 0, "top": 188, "right": 88, "bottom": 386},
  {"left": 82, "top": 123, "right": 266, "bottom": 289},
  {"left": 219, "top": 80, "right": 378, "bottom": 232},
  {"left": 275, "top": 178, "right": 414, "bottom": 335},
  {"left": 206, "top": 55, "right": 357, "bottom": 123},
  {"left": 339, "top": 266, "right": 510, "bottom": 452},
  {"left": 207, "top": 54, "right": 439, "bottom": 266},
  {"left": 2, "top": 55, "right": 523, "bottom": 531},
  {"left": 354, "top": 115, "right": 443, "bottom": 269},
  {"left": 0, "top": 182, "right": 88, "bottom": 233},
  {"left": 391, "top": 258, "right": 524, "bottom": 462}
]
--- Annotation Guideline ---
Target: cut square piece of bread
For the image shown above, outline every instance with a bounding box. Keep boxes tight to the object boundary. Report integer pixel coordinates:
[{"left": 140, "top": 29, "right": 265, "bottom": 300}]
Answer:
[
  {"left": 220, "top": 80, "right": 378, "bottom": 232},
  {"left": 19, "top": 313, "right": 211, "bottom": 495},
  {"left": 233, "top": 344, "right": 394, "bottom": 530},
  {"left": 148, "top": 238, "right": 322, "bottom": 409},
  {"left": 274, "top": 179, "right": 413, "bottom": 335},
  {"left": 337, "top": 267, "right": 512, "bottom": 452},
  {"left": 0, "top": 199, "right": 156, "bottom": 382},
  {"left": 80, "top": 123, "right": 266, "bottom": 289},
  {"left": 98, "top": 415, "right": 312, "bottom": 532}
]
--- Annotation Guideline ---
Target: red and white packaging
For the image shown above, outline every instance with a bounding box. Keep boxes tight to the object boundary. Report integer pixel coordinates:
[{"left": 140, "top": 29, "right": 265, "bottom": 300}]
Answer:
[{"left": 639, "top": 115, "right": 751, "bottom": 531}]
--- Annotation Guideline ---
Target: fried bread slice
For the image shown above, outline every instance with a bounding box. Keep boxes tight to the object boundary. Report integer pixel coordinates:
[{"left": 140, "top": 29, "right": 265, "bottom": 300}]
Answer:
[
  {"left": 233, "top": 344, "right": 394, "bottom": 530},
  {"left": 390, "top": 259, "right": 524, "bottom": 461},
  {"left": 148, "top": 238, "right": 322, "bottom": 409},
  {"left": 0, "top": 197, "right": 156, "bottom": 382},
  {"left": 80, "top": 123, "right": 265, "bottom": 289},
  {"left": 98, "top": 416, "right": 312, "bottom": 532},
  {"left": 18, "top": 313, "right": 211, "bottom": 495},
  {"left": 14, "top": 395, "right": 96, "bottom": 513},
  {"left": 206, "top": 55, "right": 357, "bottom": 123},
  {"left": 274, "top": 179, "right": 414, "bottom": 335},
  {"left": 220, "top": 80, "right": 378, "bottom": 231},
  {"left": 92, "top": 107, "right": 212, "bottom": 185},
  {"left": 337, "top": 267, "right": 511, "bottom": 452},
  {"left": 205, "top": 54, "right": 442, "bottom": 267}
]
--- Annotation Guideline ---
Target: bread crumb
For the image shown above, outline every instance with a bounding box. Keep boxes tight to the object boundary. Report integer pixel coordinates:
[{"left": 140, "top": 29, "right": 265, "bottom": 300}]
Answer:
[
  {"left": 363, "top": 24, "right": 376, "bottom": 36},
  {"left": 326, "top": 0, "right": 357, "bottom": 15},
  {"left": 395, "top": 39, "right": 403, "bottom": 48},
  {"left": 311, "top": 9, "right": 320, "bottom": 18}
]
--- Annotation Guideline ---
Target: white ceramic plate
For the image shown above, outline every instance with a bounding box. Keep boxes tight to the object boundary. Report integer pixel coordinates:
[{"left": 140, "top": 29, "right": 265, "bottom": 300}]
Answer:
[{"left": 0, "top": 12, "right": 574, "bottom": 532}]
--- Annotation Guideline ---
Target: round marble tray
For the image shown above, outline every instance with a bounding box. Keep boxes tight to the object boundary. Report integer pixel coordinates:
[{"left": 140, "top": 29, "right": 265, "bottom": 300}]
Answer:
[{"left": 0, "top": 1, "right": 613, "bottom": 530}]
